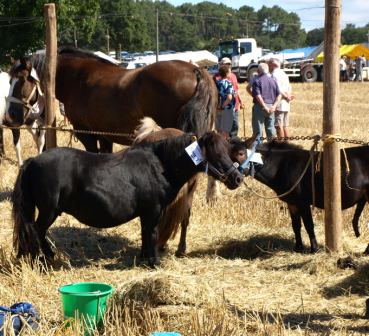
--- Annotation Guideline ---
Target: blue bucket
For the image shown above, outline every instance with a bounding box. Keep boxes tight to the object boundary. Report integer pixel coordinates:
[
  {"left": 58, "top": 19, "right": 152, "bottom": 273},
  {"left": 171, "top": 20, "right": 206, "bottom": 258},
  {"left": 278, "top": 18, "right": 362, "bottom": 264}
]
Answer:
[{"left": 150, "top": 333, "right": 181, "bottom": 336}]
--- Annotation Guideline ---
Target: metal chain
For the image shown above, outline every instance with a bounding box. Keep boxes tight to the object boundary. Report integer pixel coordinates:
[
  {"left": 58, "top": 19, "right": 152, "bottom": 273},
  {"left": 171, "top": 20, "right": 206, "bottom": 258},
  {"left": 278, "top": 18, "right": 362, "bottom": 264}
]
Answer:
[
  {"left": 0, "top": 124, "right": 368, "bottom": 145},
  {"left": 0, "top": 124, "right": 136, "bottom": 139}
]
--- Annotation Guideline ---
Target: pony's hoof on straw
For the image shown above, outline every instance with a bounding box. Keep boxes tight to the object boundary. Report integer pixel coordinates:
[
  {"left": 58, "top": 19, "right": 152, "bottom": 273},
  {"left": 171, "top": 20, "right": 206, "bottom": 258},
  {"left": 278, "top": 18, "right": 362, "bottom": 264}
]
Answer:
[{"left": 337, "top": 256, "right": 357, "bottom": 270}]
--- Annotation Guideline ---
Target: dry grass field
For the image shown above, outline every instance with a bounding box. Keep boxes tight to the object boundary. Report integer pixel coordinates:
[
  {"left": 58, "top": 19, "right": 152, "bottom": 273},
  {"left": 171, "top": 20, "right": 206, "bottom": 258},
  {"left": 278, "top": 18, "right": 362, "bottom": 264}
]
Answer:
[{"left": 0, "top": 82, "right": 369, "bottom": 335}]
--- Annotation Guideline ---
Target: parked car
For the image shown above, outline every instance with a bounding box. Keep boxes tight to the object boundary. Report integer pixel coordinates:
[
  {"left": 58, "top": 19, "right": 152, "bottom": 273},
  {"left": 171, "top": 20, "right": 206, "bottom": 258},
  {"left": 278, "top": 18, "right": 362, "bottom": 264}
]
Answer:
[{"left": 144, "top": 50, "right": 155, "bottom": 56}]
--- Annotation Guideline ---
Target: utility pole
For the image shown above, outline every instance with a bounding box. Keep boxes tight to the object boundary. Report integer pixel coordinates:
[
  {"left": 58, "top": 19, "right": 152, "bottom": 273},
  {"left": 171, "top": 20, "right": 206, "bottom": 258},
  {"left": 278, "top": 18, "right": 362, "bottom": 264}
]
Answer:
[
  {"left": 106, "top": 27, "right": 110, "bottom": 54},
  {"left": 156, "top": 8, "right": 159, "bottom": 62},
  {"left": 74, "top": 26, "right": 77, "bottom": 48},
  {"left": 118, "top": 43, "right": 122, "bottom": 61}
]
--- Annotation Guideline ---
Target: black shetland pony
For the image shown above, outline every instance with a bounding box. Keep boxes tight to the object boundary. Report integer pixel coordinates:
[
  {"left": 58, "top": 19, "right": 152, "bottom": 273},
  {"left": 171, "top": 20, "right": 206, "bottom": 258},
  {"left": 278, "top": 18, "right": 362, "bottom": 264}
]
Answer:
[
  {"left": 12, "top": 132, "right": 243, "bottom": 267},
  {"left": 231, "top": 139, "right": 369, "bottom": 253}
]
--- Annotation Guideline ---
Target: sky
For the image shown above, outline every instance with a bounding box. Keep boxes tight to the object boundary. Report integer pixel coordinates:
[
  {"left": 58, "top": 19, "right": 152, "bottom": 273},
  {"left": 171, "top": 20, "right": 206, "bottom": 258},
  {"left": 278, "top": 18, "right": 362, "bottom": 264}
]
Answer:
[{"left": 166, "top": 0, "right": 369, "bottom": 32}]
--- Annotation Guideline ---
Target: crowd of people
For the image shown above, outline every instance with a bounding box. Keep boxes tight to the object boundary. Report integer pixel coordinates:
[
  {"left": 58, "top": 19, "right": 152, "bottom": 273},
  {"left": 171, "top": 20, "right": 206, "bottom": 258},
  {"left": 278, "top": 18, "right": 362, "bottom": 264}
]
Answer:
[
  {"left": 339, "top": 54, "right": 367, "bottom": 82},
  {"left": 213, "top": 57, "right": 293, "bottom": 140}
]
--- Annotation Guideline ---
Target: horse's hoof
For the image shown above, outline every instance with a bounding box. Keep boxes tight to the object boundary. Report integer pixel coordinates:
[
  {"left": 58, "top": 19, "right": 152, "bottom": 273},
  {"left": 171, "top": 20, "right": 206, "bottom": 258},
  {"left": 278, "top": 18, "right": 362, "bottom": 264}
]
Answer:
[
  {"left": 337, "top": 256, "right": 357, "bottom": 270},
  {"left": 294, "top": 245, "right": 304, "bottom": 253},
  {"left": 353, "top": 224, "right": 361, "bottom": 238},
  {"left": 148, "top": 258, "right": 160, "bottom": 268},
  {"left": 158, "top": 245, "right": 168, "bottom": 253},
  {"left": 175, "top": 250, "right": 186, "bottom": 258},
  {"left": 310, "top": 246, "right": 319, "bottom": 254}
]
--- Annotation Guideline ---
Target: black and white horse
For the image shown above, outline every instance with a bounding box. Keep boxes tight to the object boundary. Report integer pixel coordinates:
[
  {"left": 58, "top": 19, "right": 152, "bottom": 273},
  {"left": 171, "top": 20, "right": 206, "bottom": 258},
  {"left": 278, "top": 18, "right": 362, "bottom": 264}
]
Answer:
[{"left": 0, "top": 63, "right": 45, "bottom": 165}]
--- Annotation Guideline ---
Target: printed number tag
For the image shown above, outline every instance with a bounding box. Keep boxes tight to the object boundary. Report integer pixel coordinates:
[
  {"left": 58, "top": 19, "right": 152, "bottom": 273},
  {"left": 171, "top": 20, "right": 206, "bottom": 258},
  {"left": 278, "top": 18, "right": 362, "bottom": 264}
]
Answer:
[
  {"left": 247, "top": 149, "right": 263, "bottom": 164},
  {"left": 185, "top": 141, "right": 204, "bottom": 165}
]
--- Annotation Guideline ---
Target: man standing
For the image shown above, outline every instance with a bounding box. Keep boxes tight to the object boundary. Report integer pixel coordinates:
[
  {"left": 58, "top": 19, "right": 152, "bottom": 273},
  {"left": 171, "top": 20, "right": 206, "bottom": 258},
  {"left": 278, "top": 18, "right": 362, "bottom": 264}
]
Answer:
[
  {"left": 214, "top": 57, "right": 244, "bottom": 138},
  {"left": 251, "top": 62, "right": 281, "bottom": 139},
  {"left": 268, "top": 58, "right": 293, "bottom": 138}
]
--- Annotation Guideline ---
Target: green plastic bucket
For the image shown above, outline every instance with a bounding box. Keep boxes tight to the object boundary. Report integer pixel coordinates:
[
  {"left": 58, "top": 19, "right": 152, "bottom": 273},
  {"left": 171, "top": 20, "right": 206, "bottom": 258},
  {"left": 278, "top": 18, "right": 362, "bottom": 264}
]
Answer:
[{"left": 59, "top": 282, "right": 113, "bottom": 334}]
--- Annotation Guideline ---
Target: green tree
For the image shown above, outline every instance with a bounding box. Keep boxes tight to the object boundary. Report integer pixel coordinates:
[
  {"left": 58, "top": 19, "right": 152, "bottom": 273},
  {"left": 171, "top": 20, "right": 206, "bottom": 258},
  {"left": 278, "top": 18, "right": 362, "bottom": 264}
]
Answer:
[{"left": 305, "top": 28, "right": 324, "bottom": 46}]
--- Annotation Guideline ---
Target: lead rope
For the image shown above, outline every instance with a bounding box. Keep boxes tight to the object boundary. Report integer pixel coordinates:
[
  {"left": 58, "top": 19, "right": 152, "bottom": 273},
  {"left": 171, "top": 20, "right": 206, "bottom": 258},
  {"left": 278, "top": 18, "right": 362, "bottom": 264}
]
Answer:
[
  {"left": 243, "top": 138, "right": 319, "bottom": 200},
  {"left": 342, "top": 147, "right": 361, "bottom": 191}
]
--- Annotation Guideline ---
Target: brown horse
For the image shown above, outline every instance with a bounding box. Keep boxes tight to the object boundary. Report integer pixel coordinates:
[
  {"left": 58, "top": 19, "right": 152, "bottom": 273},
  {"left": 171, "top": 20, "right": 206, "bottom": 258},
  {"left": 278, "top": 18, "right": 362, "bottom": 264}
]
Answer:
[
  {"left": 18, "top": 47, "right": 217, "bottom": 152},
  {"left": 134, "top": 117, "right": 198, "bottom": 257}
]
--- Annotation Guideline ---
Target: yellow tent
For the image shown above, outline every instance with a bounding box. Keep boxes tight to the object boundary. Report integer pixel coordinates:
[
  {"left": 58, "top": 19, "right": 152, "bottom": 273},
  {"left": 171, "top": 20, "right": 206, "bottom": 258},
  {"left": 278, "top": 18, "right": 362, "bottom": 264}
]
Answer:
[{"left": 315, "top": 44, "right": 369, "bottom": 62}]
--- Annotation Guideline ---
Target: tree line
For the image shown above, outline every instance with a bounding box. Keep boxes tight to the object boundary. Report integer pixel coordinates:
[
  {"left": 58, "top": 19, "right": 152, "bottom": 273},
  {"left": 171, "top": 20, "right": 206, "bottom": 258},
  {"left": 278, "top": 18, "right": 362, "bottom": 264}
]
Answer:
[{"left": 0, "top": 0, "right": 368, "bottom": 64}]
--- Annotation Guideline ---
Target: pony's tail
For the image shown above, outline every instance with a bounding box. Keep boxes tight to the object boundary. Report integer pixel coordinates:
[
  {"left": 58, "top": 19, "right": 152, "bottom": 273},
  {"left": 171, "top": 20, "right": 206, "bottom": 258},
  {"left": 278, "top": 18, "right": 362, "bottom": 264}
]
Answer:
[
  {"left": 12, "top": 159, "right": 40, "bottom": 258},
  {"left": 177, "top": 67, "right": 217, "bottom": 137},
  {"left": 157, "top": 176, "right": 198, "bottom": 248}
]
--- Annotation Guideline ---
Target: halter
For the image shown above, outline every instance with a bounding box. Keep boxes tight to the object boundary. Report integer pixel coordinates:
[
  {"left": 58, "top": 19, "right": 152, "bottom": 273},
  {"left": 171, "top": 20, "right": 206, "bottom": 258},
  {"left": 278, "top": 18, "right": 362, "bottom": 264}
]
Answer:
[
  {"left": 206, "top": 161, "right": 240, "bottom": 183},
  {"left": 6, "top": 80, "right": 43, "bottom": 120}
]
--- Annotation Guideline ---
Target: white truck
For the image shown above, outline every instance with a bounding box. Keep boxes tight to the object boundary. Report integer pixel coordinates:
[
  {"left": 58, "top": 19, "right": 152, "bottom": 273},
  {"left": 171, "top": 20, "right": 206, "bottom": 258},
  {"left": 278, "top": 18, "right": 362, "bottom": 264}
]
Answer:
[{"left": 218, "top": 38, "right": 324, "bottom": 82}]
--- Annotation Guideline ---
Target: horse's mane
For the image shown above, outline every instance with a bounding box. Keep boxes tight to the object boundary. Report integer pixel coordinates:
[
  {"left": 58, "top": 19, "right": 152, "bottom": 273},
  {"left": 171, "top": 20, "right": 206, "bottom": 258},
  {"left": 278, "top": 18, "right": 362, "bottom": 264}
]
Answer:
[
  {"left": 58, "top": 47, "right": 119, "bottom": 67},
  {"left": 263, "top": 140, "right": 303, "bottom": 151}
]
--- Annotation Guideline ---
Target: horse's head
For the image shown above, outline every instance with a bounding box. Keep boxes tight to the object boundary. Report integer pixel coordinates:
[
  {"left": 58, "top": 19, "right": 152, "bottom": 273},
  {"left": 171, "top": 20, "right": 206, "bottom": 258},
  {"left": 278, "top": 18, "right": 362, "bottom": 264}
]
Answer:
[
  {"left": 198, "top": 132, "right": 244, "bottom": 190},
  {"left": 6, "top": 57, "right": 43, "bottom": 126}
]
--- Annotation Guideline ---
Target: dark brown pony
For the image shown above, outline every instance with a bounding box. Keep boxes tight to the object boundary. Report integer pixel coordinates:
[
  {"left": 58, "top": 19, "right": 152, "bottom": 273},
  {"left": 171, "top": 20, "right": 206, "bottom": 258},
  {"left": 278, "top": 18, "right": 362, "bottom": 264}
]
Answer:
[
  {"left": 230, "top": 138, "right": 369, "bottom": 254},
  {"left": 134, "top": 117, "right": 198, "bottom": 256},
  {"left": 21, "top": 48, "right": 217, "bottom": 152}
]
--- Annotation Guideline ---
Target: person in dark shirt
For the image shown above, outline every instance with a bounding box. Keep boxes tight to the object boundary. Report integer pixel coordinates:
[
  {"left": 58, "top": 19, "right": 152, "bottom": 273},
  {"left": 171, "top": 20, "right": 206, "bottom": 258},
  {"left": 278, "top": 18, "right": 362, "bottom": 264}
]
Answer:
[{"left": 251, "top": 62, "right": 281, "bottom": 139}]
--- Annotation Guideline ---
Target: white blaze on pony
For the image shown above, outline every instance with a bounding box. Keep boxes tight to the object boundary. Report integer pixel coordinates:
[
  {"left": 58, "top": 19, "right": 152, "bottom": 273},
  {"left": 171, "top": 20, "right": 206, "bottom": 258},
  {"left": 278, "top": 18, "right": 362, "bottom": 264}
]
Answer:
[{"left": 0, "top": 67, "right": 46, "bottom": 166}]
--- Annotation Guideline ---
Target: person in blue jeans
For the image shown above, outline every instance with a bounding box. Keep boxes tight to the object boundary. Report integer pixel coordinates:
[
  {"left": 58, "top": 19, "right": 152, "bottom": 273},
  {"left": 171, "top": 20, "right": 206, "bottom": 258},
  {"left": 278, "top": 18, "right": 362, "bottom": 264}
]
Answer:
[{"left": 251, "top": 63, "right": 281, "bottom": 139}]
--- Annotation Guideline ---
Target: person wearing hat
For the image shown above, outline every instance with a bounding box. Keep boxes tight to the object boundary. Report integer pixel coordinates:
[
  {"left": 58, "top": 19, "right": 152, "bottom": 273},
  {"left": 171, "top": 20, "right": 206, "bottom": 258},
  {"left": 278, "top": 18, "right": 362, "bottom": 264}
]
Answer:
[
  {"left": 268, "top": 58, "right": 294, "bottom": 138},
  {"left": 213, "top": 57, "right": 244, "bottom": 138}
]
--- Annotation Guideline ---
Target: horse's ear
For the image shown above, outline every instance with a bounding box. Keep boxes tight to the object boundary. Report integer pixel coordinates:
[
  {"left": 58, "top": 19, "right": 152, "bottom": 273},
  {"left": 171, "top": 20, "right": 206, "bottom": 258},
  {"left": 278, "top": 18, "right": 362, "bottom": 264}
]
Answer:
[{"left": 19, "top": 57, "right": 32, "bottom": 73}]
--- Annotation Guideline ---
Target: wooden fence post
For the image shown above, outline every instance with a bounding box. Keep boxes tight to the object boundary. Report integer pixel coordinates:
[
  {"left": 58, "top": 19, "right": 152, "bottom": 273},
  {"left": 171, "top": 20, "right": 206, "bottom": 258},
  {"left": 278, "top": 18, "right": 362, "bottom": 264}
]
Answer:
[
  {"left": 44, "top": 3, "right": 57, "bottom": 149},
  {"left": 323, "top": 0, "right": 342, "bottom": 252}
]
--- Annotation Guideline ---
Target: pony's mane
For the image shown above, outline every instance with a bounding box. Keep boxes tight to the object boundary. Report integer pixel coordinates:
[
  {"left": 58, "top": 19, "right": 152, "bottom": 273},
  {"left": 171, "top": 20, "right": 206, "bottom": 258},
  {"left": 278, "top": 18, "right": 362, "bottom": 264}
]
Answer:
[
  {"left": 58, "top": 47, "right": 119, "bottom": 66},
  {"left": 264, "top": 140, "right": 303, "bottom": 151}
]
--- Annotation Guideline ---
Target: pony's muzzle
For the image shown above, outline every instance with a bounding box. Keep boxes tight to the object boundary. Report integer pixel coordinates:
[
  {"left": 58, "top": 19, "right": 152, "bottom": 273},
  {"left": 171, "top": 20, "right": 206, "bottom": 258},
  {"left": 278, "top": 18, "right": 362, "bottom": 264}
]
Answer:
[{"left": 226, "top": 170, "right": 244, "bottom": 190}]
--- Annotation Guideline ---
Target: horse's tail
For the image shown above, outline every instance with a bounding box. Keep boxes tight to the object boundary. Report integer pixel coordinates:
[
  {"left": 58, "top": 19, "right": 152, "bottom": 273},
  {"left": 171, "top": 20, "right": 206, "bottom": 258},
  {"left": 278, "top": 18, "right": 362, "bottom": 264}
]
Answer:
[
  {"left": 133, "top": 117, "right": 162, "bottom": 143},
  {"left": 177, "top": 67, "right": 217, "bottom": 136},
  {"left": 12, "top": 158, "right": 40, "bottom": 258}
]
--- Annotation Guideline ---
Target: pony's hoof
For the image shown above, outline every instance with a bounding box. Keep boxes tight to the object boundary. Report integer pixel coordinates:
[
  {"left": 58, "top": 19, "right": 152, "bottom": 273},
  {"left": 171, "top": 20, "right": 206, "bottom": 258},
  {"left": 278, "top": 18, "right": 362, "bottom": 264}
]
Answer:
[
  {"left": 310, "top": 246, "right": 319, "bottom": 254},
  {"left": 294, "top": 245, "right": 304, "bottom": 253},
  {"left": 337, "top": 256, "right": 357, "bottom": 270},
  {"left": 158, "top": 244, "right": 168, "bottom": 253},
  {"left": 148, "top": 257, "right": 160, "bottom": 268},
  {"left": 175, "top": 250, "right": 186, "bottom": 258}
]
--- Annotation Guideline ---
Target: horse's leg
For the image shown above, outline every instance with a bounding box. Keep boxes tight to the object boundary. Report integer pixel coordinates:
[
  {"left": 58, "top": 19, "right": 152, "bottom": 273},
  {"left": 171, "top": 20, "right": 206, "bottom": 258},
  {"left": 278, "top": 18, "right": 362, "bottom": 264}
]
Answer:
[
  {"left": 176, "top": 177, "right": 198, "bottom": 256},
  {"left": 75, "top": 133, "right": 99, "bottom": 153},
  {"left": 288, "top": 204, "right": 304, "bottom": 252},
  {"left": 299, "top": 204, "right": 318, "bottom": 253},
  {"left": 352, "top": 198, "right": 366, "bottom": 238},
  {"left": 140, "top": 213, "right": 160, "bottom": 267},
  {"left": 176, "top": 209, "right": 190, "bottom": 257},
  {"left": 11, "top": 128, "right": 22, "bottom": 165},
  {"left": 206, "top": 176, "right": 221, "bottom": 204},
  {"left": 34, "top": 209, "right": 58, "bottom": 261},
  {"left": 28, "top": 122, "right": 46, "bottom": 155},
  {"left": 99, "top": 138, "right": 113, "bottom": 153}
]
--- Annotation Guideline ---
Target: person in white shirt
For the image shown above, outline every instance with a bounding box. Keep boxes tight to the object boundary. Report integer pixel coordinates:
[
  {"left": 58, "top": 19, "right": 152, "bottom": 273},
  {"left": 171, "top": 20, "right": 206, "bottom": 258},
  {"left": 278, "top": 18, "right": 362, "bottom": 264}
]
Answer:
[
  {"left": 268, "top": 58, "right": 294, "bottom": 138},
  {"left": 339, "top": 55, "right": 348, "bottom": 81}
]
